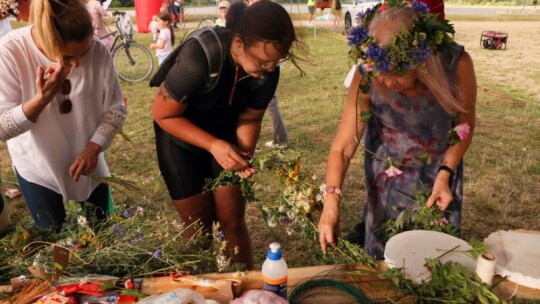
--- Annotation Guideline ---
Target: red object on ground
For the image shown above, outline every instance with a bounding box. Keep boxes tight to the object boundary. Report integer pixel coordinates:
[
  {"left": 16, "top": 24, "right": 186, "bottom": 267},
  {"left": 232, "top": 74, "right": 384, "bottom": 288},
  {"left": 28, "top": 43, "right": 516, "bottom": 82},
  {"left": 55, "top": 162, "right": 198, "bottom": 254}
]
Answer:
[
  {"left": 480, "top": 31, "right": 508, "bottom": 50},
  {"left": 315, "top": 0, "right": 332, "bottom": 9},
  {"left": 134, "top": 0, "right": 165, "bottom": 33}
]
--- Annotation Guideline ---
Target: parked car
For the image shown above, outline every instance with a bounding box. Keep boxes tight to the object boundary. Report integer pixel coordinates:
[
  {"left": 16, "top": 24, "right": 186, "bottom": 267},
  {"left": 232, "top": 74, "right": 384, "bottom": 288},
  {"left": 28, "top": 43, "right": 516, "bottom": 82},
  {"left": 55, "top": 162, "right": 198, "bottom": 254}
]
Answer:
[{"left": 343, "top": 0, "right": 382, "bottom": 31}]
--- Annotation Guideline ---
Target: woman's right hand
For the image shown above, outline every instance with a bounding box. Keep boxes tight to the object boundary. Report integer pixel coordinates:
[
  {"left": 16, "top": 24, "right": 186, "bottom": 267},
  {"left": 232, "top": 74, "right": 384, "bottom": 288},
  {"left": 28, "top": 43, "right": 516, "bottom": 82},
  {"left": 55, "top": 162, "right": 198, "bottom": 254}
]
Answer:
[
  {"left": 209, "top": 139, "right": 249, "bottom": 172},
  {"left": 36, "top": 63, "right": 69, "bottom": 104},
  {"left": 318, "top": 198, "right": 340, "bottom": 254},
  {"left": 24, "top": 64, "right": 69, "bottom": 122}
]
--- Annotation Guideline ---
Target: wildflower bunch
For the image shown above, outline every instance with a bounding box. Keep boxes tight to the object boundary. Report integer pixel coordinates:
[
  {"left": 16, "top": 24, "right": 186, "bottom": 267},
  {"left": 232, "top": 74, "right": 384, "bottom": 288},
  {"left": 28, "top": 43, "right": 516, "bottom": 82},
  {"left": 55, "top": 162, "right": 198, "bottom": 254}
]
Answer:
[
  {"left": 0, "top": 0, "right": 18, "bottom": 19},
  {"left": 376, "top": 187, "right": 458, "bottom": 242},
  {"left": 0, "top": 201, "right": 215, "bottom": 284},
  {"left": 205, "top": 148, "right": 324, "bottom": 238},
  {"left": 211, "top": 222, "right": 238, "bottom": 273},
  {"left": 205, "top": 148, "right": 376, "bottom": 266}
]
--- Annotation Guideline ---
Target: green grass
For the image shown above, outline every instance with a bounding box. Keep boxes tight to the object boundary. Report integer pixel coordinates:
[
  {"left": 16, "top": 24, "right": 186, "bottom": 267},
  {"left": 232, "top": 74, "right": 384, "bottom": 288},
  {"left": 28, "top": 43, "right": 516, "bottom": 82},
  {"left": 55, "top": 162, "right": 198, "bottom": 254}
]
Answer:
[{"left": 1, "top": 14, "right": 540, "bottom": 272}]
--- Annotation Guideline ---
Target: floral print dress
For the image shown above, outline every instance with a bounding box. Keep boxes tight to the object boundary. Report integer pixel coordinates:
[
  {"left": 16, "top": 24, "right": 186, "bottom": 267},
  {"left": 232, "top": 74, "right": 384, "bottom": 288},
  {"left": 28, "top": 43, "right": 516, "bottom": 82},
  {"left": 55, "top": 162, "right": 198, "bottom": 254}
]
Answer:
[{"left": 361, "top": 44, "right": 465, "bottom": 260}]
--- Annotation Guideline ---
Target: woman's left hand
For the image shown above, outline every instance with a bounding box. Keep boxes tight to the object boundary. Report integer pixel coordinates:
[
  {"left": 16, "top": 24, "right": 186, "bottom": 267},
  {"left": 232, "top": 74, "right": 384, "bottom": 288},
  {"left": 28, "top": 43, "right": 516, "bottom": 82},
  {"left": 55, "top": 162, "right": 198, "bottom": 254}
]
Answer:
[
  {"left": 69, "top": 142, "right": 102, "bottom": 181},
  {"left": 426, "top": 177, "right": 453, "bottom": 211}
]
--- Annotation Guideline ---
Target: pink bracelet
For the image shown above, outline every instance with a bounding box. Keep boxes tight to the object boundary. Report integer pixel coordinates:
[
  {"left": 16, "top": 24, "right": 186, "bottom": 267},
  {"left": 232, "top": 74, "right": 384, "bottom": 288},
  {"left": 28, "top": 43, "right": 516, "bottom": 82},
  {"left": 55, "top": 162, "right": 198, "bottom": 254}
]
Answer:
[{"left": 324, "top": 186, "right": 342, "bottom": 198}]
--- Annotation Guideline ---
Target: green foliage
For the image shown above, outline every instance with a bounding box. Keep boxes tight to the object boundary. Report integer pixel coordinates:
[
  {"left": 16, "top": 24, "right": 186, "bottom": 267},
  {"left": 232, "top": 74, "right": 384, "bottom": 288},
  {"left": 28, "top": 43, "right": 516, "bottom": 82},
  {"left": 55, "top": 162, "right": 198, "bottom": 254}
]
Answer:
[
  {"left": 0, "top": 202, "right": 215, "bottom": 284},
  {"left": 379, "top": 258, "right": 501, "bottom": 303},
  {"left": 376, "top": 187, "right": 459, "bottom": 242}
]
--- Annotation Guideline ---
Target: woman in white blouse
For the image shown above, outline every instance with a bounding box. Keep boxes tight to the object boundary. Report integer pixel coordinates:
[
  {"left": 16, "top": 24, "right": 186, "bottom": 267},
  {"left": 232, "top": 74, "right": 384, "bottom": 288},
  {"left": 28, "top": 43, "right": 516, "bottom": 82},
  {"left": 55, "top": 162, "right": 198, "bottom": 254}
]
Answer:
[{"left": 0, "top": 0, "right": 127, "bottom": 230}]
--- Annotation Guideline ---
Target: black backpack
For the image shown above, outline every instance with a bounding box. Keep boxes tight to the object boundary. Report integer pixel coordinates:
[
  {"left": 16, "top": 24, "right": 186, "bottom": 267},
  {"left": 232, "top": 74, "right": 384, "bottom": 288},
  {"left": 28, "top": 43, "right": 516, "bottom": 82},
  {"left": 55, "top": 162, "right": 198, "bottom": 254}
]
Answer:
[{"left": 149, "top": 27, "right": 225, "bottom": 94}]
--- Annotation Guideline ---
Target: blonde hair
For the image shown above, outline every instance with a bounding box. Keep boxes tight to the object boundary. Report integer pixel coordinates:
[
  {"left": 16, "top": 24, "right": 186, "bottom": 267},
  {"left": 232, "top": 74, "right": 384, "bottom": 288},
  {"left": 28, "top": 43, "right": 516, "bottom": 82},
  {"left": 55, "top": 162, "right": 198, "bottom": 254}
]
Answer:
[
  {"left": 369, "top": 7, "right": 464, "bottom": 114},
  {"left": 30, "top": 0, "right": 93, "bottom": 59}
]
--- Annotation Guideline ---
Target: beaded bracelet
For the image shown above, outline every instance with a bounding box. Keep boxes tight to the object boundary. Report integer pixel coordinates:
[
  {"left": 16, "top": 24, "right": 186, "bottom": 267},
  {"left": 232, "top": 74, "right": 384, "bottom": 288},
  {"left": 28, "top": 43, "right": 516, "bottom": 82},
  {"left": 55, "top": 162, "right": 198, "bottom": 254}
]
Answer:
[{"left": 323, "top": 186, "right": 342, "bottom": 198}]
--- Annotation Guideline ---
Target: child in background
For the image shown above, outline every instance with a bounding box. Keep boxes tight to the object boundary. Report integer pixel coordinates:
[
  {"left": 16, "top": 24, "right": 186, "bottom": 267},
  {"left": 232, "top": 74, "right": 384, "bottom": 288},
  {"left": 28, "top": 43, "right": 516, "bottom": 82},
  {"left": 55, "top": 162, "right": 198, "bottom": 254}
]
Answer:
[
  {"left": 149, "top": 12, "right": 175, "bottom": 65},
  {"left": 215, "top": 0, "right": 230, "bottom": 27},
  {"left": 149, "top": 15, "right": 159, "bottom": 42}
]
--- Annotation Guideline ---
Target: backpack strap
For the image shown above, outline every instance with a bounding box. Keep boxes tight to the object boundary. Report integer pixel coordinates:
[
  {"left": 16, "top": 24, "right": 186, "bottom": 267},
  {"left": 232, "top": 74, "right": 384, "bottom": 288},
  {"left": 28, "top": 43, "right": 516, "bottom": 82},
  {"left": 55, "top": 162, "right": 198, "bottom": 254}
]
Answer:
[
  {"left": 149, "top": 27, "right": 225, "bottom": 92},
  {"left": 191, "top": 27, "right": 224, "bottom": 94}
]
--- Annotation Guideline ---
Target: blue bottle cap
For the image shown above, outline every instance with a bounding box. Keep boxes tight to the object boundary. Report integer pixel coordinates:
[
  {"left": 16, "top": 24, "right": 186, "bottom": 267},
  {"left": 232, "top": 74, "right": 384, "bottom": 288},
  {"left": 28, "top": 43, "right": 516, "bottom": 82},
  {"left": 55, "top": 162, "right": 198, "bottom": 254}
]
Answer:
[{"left": 267, "top": 242, "right": 282, "bottom": 260}]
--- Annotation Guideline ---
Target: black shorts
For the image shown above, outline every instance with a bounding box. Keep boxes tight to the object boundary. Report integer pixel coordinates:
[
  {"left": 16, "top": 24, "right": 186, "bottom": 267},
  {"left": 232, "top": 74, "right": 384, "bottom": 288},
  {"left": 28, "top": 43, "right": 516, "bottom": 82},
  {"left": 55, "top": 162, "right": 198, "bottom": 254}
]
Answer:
[{"left": 154, "top": 121, "right": 225, "bottom": 200}]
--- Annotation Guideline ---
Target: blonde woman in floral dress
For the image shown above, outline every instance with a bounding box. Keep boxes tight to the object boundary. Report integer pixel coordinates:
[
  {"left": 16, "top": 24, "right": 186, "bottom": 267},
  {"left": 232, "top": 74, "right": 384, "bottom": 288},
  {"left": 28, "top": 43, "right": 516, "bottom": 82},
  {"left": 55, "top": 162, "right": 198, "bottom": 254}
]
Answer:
[{"left": 318, "top": 2, "right": 477, "bottom": 259}]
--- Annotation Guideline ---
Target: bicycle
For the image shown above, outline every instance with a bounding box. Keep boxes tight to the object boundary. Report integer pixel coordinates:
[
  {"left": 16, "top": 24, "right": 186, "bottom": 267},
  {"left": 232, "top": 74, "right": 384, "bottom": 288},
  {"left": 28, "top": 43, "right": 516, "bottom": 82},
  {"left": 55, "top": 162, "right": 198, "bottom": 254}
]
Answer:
[
  {"left": 100, "top": 11, "right": 154, "bottom": 83},
  {"left": 198, "top": 17, "right": 216, "bottom": 29},
  {"left": 197, "top": 1, "right": 220, "bottom": 29}
]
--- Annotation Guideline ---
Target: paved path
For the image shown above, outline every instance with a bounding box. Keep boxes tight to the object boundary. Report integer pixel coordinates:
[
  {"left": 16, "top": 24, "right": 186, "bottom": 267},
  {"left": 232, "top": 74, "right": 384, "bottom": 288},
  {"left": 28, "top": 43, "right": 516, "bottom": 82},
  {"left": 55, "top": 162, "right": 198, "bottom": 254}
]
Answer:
[{"left": 125, "top": 4, "right": 539, "bottom": 16}]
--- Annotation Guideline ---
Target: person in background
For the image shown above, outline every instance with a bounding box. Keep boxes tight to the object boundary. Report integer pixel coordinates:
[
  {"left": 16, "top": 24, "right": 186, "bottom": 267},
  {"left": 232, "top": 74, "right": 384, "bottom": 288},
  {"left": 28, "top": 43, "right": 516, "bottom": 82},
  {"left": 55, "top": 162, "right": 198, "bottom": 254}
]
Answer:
[
  {"left": 1, "top": 0, "right": 32, "bottom": 38},
  {"left": 0, "top": 0, "right": 127, "bottom": 231},
  {"left": 167, "top": 0, "right": 179, "bottom": 28},
  {"left": 307, "top": 0, "right": 315, "bottom": 27},
  {"left": 86, "top": 0, "right": 113, "bottom": 49},
  {"left": 215, "top": 0, "right": 229, "bottom": 27},
  {"left": 152, "top": 1, "right": 304, "bottom": 269},
  {"left": 318, "top": 1, "right": 476, "bottom": 259},
  {"left": 331, "top": 0, "right": 342, "bottom": 29},
  {"left": 149, "top": 15, "right": 159, "bottom": 42},
  {"left": 150, "top": 12, "right": 175, "bottom": 65},
  {"left": 174, "top": 0, "right": 183, "bottom": 27}
]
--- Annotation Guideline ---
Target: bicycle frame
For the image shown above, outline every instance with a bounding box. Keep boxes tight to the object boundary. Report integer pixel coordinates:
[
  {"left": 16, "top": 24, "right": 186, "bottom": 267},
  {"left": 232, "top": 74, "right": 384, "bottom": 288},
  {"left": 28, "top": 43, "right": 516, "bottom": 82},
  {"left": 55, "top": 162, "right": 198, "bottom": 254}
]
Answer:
[
  {"left": 99, "top": 11, "right": 132, "bottom": 53},
  {"left": 98, "top": 11, "right": 153, "bottom": 83}
]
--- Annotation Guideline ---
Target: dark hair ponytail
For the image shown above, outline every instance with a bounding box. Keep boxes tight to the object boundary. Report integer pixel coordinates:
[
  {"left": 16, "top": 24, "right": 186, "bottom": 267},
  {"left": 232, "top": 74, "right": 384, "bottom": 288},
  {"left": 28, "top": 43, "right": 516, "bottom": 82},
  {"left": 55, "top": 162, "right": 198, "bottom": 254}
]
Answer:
[{"left": 157, "top": 12, "right": 176, "bottom": 46}]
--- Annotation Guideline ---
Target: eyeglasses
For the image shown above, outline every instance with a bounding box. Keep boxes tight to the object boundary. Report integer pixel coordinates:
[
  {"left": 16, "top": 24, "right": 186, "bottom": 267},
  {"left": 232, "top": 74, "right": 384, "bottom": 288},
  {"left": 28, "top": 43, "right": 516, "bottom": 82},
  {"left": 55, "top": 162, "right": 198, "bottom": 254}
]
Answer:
[
  {"left": 59, "top": 79, "right": 72, "bottom": 114},
  {"left": 245, "top": 47, "right": 288, "bottom": 72}
]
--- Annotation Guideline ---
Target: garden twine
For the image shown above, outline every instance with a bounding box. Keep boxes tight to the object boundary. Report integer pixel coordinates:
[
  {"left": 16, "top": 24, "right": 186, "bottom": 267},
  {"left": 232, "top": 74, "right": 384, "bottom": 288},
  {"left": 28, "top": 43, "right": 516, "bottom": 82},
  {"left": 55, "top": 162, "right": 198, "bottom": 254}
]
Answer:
[{"left": 476, "top": 252, "right": 497, "bottom": 285}]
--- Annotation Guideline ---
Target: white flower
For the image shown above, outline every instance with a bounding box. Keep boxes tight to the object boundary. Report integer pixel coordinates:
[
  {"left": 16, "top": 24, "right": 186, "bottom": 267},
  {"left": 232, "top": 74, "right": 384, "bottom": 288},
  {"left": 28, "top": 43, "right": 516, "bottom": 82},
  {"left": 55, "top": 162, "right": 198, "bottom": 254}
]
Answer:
[{"left": 77, "top": 216, "right": 88, "bottom": 228}]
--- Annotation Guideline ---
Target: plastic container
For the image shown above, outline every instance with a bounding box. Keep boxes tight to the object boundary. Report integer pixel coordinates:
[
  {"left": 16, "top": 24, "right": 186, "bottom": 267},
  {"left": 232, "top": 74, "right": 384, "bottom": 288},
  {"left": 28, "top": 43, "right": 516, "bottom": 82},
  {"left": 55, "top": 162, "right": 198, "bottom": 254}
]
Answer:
[
  {"left": 262, "top": 242, "right": 288, "bottom": 298},
  {"left": 134, "top": 0, "right": 164, "bottom": 33}
]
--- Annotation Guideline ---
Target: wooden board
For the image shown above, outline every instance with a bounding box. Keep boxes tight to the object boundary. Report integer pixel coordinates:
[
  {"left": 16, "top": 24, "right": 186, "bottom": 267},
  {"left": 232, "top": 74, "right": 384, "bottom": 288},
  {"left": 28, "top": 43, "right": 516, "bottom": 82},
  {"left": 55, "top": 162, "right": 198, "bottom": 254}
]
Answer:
[
  {"left": 141, "top": 263, "right": 414, "bottom": 303},
  {"left": 141, "top": 262, "right": 540, "bottom": 303}
]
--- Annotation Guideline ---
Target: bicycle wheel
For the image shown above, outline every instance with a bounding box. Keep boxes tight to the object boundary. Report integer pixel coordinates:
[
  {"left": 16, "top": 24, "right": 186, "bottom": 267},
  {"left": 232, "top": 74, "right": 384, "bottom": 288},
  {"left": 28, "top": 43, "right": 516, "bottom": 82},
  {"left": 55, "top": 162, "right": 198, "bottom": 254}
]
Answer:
[
  {"left": 198, "top": 18, "right": 215, "bottom": 29},
  {"left": 112, "top": 41, "right": 154, "bottom": 83}
]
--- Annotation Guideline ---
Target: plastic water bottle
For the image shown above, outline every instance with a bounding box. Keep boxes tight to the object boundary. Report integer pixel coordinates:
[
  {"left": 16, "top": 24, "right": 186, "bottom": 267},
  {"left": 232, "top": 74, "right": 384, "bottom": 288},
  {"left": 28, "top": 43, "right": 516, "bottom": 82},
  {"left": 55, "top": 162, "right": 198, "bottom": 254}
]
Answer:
[{"left": 262, "top": 242, "right": 288, "bottom": 298}]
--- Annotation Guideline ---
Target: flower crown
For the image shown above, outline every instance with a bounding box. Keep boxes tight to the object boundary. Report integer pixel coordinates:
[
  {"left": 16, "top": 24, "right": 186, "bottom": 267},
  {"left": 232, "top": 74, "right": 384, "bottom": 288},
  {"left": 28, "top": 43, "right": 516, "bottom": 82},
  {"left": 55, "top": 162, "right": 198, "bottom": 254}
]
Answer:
[
  {"left": 0, "top": 0, "right": 19, "bottom": 19},
  {"left": 347, "top": 0, "right": 455, "bottom": 92}
]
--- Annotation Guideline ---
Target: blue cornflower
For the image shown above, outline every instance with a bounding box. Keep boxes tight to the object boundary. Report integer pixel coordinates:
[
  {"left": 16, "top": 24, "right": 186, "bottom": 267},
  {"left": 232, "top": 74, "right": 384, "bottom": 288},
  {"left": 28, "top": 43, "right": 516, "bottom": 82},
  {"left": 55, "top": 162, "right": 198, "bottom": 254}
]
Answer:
[
  {"left": 113, "top": 223, "right": 124, "bottom": 238},
  {"left": 411, "top": 1, "right": 429, "bottom": 14},
  {"left": 347, "top": 26, "right": 368, "bottom": 46},
  {"left": 216, "top": 230, "right": 225, "bottom": 240},
  {"left": 367, "top": 45, "right": 391, "bottom": 72},
  {"left": 152, "top": 250, "right": 160, "bottom": 260},
  {"left": 360, "top": 7, "right": 374, "bottom": 19},
  {"left": 123, "top": 209, "right": 134, "bottom": 219}
]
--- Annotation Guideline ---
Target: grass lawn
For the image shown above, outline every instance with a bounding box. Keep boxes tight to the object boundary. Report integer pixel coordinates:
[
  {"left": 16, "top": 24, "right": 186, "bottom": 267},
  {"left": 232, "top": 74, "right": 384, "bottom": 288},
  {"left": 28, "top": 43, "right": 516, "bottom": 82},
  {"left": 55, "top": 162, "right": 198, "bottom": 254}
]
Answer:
[{"left": 1, "top": 13, "right": 539, "bottom": 276}]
